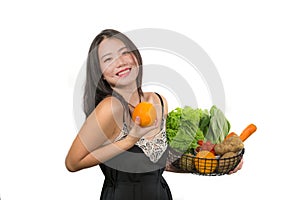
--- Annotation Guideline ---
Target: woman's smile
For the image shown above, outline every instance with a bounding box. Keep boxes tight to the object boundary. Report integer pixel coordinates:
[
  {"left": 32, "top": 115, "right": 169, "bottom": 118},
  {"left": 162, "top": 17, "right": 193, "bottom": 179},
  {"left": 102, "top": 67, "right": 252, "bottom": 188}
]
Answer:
[{"left": 116, "top": 67, "right": 131, "bottom": 77}]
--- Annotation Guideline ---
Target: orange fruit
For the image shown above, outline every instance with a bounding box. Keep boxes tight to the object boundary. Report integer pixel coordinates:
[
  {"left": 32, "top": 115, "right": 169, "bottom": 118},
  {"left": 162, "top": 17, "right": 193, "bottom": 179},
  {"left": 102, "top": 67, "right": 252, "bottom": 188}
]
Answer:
[
  {"left": 194, "top": 150, "right": 217, "bottom": 174},
  {"left": 132, "top": 102, "right": 157, "bottom": 127}
]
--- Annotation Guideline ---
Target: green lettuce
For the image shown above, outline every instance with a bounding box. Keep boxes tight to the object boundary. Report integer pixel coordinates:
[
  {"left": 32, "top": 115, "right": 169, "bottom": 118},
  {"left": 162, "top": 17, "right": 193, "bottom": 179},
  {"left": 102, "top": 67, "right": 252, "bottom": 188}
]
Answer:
[
  {"left": 166, "top": 106, "right": 204, "bottom": 154},
  {"left": 166, "top": 105, "right": 230, "bottom": 154}
]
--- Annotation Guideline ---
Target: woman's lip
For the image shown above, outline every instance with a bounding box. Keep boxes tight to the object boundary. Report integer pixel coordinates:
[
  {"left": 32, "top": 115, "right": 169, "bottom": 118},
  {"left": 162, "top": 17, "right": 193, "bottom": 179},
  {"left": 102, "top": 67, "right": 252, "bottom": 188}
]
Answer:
[{"left": 116, "top": 68, "right": 131, "bottom": 77}]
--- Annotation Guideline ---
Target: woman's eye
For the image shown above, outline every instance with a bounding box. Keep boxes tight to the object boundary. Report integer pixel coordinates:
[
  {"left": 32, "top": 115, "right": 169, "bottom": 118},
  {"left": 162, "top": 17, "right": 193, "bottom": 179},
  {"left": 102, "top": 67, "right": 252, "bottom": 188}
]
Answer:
[
  {"left": 122, "top": 51, "right": 130, "bottom": 55},
  {"left": 104, "top": 58, "right": 112, "bottom": 63}
]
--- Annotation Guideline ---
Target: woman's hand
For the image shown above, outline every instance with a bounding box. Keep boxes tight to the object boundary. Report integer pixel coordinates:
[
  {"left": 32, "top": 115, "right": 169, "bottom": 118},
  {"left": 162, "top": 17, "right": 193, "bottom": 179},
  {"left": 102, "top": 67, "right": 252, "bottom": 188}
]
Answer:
[
  {"left": 229, "top": 158, "right": 244, "bottom": 174},
  {"left": 128, "top": 116, "right": 159, "bottom": 139}
]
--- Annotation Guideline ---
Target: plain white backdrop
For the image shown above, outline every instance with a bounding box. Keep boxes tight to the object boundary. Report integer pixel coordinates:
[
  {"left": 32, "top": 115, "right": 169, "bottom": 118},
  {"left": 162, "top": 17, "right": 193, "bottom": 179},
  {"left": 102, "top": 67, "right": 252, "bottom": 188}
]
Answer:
[{"left": 1, "top": 0, "right": 299, "bottom": 200}]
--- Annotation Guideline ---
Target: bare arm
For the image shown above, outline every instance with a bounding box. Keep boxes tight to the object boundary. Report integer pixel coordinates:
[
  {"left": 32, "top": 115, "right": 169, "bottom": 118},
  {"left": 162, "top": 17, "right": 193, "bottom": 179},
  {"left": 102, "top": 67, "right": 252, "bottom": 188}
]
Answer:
[
  {"left": 65, "top": 132, "right": 139, "bottom": 172},
  {"left": 65, "top": 97, "right": 158, "bottom": 172}
]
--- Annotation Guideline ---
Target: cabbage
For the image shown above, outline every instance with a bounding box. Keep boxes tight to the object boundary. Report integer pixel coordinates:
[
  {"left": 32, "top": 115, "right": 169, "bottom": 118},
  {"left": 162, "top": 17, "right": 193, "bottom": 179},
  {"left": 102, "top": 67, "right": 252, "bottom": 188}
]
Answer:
[
  {"left": 166, "top": 106, "right": 203, "bottom": 154},
  {"left": 205, "top": 105, "right": 231, "bottom": 144},
  {"left": 166, "top": 105, "right": 230, "bottom": 154}
]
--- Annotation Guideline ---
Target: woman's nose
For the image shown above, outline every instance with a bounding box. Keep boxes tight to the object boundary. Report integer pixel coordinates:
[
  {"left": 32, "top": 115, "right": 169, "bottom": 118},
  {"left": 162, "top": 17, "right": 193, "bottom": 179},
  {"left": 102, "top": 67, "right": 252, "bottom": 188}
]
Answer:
[{"left": 114, "top": 55, "right": 126, "bottom": 68}]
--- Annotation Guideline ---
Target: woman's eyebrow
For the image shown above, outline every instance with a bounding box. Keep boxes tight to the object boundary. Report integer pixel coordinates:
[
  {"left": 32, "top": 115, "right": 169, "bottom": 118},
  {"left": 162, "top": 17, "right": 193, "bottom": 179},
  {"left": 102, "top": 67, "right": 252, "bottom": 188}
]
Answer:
[
  {"left": 118, "top": 46, "right": 128, "bottom": 52},
  {"left": 100, "top": 46, "right": 128, "bottom": 60}
]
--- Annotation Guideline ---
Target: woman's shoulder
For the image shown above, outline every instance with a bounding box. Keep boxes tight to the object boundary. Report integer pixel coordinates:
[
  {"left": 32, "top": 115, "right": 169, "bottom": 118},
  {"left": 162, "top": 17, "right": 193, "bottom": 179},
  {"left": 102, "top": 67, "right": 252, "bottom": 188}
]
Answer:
[
  {"left": 94, "top": 96, "right": 124, "bottom": 124},
  {"left": 95, "top": 96, "right": 123, "bottom": 112},
  {"left": 144, "top": 92, "right": 166, "bottom": 101}
]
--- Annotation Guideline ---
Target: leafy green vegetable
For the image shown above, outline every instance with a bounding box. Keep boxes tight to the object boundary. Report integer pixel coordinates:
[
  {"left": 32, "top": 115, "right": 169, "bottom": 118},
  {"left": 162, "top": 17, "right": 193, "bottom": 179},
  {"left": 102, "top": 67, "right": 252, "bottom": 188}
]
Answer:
[
  {"left": 166, "top": 105, "right": 230, "bottom": 153},
  {"left": 166, "top": 107, "right": 182, "bottom": 140},
  {"left": 199, "top": 109, "right": 210, "bottom": 136},
  {"left": 189, "top": 128, "right": 205, "bottom": 153},
  {"left": 205, "top": 105, "right": 230, "bottom": 144},
  {"left": 166, "top": 106, "right": 204, "bottom": 154},
  {"left": 167, "top": 106, "right": 200, "bottom": 153}
]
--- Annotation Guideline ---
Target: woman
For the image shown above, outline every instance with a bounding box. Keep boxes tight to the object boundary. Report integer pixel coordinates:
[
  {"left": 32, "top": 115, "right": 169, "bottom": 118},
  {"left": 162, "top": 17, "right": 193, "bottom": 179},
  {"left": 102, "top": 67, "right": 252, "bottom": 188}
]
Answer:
[
  {"left": 65, "top": 29, "right": 243, "bottom": 200},
  {"left": 65, "top": 29, "right": 173, "bottom": 199}
]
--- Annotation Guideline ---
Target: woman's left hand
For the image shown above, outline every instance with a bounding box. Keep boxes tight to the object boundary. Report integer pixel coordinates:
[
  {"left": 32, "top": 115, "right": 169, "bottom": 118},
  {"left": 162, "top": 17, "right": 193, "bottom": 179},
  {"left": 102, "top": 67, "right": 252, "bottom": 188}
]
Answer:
[{"left": 229, "top": 158, "right": 244, "bottom": 174}]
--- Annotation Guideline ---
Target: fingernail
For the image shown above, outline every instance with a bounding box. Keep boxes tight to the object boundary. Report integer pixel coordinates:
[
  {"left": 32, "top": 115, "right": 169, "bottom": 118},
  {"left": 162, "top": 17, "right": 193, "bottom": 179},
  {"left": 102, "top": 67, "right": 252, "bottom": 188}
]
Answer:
[{"left": 135, "top": 116, "right": 140, "bottom": 122}]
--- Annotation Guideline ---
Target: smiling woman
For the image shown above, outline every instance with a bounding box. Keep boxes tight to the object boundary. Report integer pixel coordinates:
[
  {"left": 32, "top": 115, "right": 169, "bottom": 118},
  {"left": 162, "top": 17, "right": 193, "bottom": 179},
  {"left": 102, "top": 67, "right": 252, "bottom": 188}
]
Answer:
[
  {"left": 98, "top": 38, "right": 139, "bottom": 87},
  {"left": 65, "top": 29, "right": 173, "bottom": 200}
]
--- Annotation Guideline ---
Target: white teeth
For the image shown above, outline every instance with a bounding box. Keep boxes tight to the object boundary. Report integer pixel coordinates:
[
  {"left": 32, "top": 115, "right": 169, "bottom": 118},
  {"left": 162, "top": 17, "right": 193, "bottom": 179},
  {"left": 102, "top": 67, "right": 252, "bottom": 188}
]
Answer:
[{"left": 118, "top": 69, "right": 130, "bottom": 76}]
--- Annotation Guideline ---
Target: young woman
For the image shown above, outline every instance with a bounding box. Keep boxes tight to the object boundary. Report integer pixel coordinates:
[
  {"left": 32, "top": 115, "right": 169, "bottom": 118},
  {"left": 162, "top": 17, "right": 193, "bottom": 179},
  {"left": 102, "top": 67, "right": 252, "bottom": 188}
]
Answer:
[
  {"left": 65, "top": 29, "right": 173, "bottom": 199},
  {"left": 65, "top": 29, "right": 243, "bottom": 200}
]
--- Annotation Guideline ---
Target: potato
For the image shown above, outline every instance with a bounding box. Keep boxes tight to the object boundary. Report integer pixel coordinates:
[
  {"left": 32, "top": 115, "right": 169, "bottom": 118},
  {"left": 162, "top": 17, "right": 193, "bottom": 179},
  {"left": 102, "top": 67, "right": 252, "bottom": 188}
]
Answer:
[{"left": 214, "top": 135, "right": 244, "bottom": 155}]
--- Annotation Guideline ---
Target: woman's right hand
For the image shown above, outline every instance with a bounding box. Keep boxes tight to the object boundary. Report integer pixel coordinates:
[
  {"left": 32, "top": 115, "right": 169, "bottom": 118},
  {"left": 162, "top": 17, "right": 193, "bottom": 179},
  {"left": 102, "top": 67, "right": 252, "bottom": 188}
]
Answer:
[{"left": 128, "top": 116, "right": 159, "bottom": 139}]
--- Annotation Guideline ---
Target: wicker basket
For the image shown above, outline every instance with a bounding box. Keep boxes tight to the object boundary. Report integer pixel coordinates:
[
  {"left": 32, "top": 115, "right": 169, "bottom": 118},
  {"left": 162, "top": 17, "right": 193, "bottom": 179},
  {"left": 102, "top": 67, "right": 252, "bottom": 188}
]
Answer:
[{"left": 168, "top": 148, "right": 245, "bottom": 176}]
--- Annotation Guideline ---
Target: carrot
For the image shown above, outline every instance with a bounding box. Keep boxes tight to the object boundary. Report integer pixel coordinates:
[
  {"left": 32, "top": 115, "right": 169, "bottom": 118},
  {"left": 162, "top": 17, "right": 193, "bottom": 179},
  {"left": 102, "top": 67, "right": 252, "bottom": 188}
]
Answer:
[
  {"left": 239, "top": 124, "right": 257, "bottom": 142},
  {"left": 225, "top": 132, "right": 238, "bottom": 140}
]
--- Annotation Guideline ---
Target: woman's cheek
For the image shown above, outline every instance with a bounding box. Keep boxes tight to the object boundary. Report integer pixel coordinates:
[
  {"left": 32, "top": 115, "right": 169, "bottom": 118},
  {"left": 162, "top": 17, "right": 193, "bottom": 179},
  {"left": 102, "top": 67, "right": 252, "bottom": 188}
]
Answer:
[{"left": 101, "top": 63, "right": 114, "bottom": 76}]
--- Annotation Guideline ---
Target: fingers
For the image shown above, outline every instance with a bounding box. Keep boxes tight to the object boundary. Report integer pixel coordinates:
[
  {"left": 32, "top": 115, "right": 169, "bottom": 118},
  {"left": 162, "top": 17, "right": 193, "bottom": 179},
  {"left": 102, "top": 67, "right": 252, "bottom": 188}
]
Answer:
[
  {"left": 229, "top": 158, "right": 244, "bottom": 174},
  {"left": 134, "top": 115, "right": 158, "bottom": 129},
  {"left": 134, "top": 116, "right": 141, "bottom": 125},
  {"left": 129, "top": 115, "right": 160, "bottom": 139}
]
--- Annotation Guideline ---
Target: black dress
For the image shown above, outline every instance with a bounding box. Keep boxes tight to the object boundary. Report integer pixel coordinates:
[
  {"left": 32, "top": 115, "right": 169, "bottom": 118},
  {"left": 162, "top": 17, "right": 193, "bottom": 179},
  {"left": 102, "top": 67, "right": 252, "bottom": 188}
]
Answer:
[{"left": 99, "top": 94, "right": 173, "bottom": 200}]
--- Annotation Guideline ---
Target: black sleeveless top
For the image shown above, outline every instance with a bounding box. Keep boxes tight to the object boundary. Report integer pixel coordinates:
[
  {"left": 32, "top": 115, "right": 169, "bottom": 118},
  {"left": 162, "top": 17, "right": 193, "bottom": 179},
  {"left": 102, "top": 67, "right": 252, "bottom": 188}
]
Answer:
[{"left": 99, "top": 93, "right": 173, "bottom": 200}]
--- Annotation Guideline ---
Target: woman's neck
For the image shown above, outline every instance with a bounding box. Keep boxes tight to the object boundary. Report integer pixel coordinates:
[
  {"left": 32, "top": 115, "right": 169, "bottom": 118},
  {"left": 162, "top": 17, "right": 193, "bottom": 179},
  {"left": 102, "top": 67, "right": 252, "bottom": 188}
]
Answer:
[{"left": 112, "top": 84, "right": 142, "bottom": 106}]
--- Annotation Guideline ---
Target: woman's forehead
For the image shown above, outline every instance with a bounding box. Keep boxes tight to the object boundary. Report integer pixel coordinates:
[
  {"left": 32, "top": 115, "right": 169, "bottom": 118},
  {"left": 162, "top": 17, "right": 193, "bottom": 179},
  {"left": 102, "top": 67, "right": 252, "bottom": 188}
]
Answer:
[{"left": 98, "top": 38, "right": 127, "bottom": 57}]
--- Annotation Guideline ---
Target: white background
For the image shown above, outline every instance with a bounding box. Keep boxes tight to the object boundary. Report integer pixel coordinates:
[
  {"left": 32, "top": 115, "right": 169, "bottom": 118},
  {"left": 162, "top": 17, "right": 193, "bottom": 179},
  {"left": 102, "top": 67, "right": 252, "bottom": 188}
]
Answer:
[{"left": 1, "top": 0, "right": 299, "bottom": 200}]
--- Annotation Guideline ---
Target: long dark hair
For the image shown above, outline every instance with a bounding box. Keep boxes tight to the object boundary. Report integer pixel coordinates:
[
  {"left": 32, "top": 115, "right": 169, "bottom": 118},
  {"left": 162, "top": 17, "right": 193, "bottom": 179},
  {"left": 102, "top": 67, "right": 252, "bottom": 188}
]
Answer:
[{"left": 83, "top": 29, "right": 144, "bottom": 118}]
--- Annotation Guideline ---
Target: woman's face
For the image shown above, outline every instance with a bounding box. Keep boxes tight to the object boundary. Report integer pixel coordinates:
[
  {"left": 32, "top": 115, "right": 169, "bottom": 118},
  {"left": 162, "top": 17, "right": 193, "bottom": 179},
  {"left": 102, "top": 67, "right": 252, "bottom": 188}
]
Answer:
[{"left": 98, "top": 38, "right": 139, "bottom": 88}]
